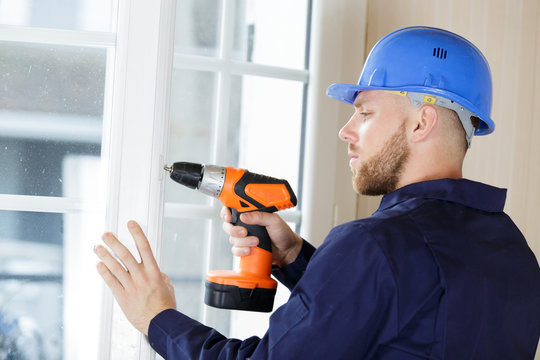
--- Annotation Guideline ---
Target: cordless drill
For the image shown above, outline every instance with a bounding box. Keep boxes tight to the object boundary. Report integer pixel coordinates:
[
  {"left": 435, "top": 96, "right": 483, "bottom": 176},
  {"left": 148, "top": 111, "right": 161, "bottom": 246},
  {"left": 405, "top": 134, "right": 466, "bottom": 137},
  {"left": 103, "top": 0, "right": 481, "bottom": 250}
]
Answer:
[{"left": 164, "top": 162, "right": 297, "bottom": 312}]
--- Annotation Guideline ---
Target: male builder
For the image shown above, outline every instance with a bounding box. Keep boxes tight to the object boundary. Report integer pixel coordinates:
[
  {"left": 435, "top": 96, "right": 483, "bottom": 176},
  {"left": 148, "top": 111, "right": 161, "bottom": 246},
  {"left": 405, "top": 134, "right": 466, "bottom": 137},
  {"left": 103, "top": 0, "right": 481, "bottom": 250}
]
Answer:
[{"left": 95, "top": 27, "right": 540, "bottom": 359}]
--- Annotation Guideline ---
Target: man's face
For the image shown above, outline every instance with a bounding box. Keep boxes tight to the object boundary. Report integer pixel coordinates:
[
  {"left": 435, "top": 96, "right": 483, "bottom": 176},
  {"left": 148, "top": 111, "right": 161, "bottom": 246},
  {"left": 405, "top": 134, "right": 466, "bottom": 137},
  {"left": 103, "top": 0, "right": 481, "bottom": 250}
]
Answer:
[{"left": 339, "top": 90, "right": 411, "bottom": 195}]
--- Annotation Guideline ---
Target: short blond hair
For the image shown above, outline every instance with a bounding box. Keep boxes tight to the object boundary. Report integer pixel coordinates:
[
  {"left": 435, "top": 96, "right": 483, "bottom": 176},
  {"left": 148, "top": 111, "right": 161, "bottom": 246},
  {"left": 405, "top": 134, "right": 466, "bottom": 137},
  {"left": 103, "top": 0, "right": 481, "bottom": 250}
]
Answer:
[{"left": 435, "top": 105, "right": 469, "bottom": 154}]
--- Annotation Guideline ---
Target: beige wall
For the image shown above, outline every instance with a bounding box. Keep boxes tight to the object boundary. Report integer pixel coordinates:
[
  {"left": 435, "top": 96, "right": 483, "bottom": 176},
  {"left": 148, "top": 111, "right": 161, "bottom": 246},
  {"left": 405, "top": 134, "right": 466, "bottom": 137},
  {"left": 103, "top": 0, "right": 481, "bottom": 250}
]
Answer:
[{"left": 356, "top": 0, "right": 540, "bottom": 264}]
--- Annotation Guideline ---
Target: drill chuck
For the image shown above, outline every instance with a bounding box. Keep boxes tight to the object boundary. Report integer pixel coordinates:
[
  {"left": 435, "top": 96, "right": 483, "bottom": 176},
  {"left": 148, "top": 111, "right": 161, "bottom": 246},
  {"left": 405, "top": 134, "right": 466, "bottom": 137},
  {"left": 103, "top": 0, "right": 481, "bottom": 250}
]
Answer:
[
  {"left": 167, "top": 162, "right": 203, "bottom": 189},
  {"left": 166, "top": 162, "right": 226, "bottom": 198}
]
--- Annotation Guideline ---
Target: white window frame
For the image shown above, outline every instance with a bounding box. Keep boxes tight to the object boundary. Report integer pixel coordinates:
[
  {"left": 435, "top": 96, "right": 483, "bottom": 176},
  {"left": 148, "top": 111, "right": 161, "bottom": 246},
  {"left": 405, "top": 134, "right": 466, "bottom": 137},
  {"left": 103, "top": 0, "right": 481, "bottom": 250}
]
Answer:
[
  {"left": 1, "top": 0, "right": 367, "bottom": 357},
  {"left": 99, "top": 0, "right": 175, "bottom": 358}
]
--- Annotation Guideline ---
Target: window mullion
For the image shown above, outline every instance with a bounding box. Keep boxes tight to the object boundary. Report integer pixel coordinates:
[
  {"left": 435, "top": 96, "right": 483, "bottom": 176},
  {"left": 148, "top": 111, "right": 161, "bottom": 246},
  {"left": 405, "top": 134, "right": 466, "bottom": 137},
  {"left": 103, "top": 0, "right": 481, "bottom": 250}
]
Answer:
[
  {"left": 0, "top": 24, "right": 116, "bottom": 48},
  {"left": 164, "top": 203, "right": 218, "bottom": 219},
  {"left": 0, "top": 194, "right": 96, "bottom": 213},
  {"left": 173, "top": 53, "right": 309, "bottom": 82},
  {"left": 0, "top": 110, "right": 102, "bottom": 143}
]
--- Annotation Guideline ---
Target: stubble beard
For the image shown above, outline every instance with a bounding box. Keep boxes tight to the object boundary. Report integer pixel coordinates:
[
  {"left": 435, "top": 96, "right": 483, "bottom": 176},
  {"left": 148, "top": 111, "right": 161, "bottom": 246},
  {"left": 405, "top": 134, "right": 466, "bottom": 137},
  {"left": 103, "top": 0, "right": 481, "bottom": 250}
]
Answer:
[{"left": 352, "top": 122, "right": 410, "bottom": 196}]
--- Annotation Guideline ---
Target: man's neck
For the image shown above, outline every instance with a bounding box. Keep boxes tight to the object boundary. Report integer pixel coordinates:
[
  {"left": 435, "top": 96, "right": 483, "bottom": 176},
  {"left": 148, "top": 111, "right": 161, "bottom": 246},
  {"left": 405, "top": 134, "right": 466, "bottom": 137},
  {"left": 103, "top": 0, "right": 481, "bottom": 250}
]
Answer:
[{"left": 396, "top": 160, "right": 463, "bottom": 190}]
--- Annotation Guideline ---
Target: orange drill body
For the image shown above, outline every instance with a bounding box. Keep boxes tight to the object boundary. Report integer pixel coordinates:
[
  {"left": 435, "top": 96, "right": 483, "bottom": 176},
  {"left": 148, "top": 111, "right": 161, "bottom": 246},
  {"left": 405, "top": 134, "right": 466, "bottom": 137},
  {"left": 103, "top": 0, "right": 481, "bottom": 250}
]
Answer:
[
  {"left": 166, "top": 162, "right": 297, "bottom": 312},
  {"left": 218, "top": 167, "right": 296, "bottom": 212}
]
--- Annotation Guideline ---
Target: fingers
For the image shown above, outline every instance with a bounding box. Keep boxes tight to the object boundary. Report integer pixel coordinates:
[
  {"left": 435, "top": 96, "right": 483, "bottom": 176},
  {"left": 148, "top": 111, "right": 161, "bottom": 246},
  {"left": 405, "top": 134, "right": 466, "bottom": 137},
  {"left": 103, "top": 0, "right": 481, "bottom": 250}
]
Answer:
[
  {"left": 94, "top": 244, "right": 132, "bottom": 288},
  {"left": 231, "top": 246, "right": 252, "bottom": 257},
  {"left": 222, "top": 208, "right": 271, "bottom": 257},
  {"left": 220, "top": 207, "right": 232, "bottom": 222},
  {"left": 96, "top": 261, "right": 125, "bottom": 299},
  {"left": 239, "top": 211, "right": 281, "bottom": 227},
  {"left": 231, "top": 236, "right": 259, "bottom": 256},
  {"left": 222, "top": 219, "right": 257, "bottom": 256},
  {"left": 222, "top": 221, "right": 247, "bottom": 237},
  {"left": 97, "top": 221, "right": 159, "bottom": 280},
  {"left": 127, "top": 221, "right": 158, "bottom": 270},
  {"left": 229, "top": 235, "right": 259, "bottom": 247},
  {"left": 225, "top": 225, "right": 259, "bottom": 257},
  {"left": 101, "top": 232, "right": 141, "bottom": 273}
]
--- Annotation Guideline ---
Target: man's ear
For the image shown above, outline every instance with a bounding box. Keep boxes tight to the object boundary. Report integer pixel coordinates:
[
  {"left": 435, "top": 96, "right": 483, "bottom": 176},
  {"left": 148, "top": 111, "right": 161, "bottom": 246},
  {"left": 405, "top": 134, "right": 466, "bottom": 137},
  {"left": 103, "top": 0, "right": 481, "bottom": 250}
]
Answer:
[{"left": 410, "top": 104, "right": 438, "bottom": 144}]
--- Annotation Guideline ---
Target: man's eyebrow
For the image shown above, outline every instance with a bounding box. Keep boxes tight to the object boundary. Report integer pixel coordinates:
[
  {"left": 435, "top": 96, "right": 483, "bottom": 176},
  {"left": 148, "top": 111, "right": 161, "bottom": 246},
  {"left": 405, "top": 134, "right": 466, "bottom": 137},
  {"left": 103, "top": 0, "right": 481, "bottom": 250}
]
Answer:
[{"left": 353, "top": 98, "right": 366, "bottom": 109}]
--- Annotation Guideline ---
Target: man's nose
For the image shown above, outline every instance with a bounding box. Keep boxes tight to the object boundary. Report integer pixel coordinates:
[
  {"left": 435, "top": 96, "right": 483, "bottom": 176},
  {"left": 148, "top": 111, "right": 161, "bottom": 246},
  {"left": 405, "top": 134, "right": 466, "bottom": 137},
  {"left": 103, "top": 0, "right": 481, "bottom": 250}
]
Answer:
[{"left": 339, "top": 118, "right": 358, "bottom": 143}]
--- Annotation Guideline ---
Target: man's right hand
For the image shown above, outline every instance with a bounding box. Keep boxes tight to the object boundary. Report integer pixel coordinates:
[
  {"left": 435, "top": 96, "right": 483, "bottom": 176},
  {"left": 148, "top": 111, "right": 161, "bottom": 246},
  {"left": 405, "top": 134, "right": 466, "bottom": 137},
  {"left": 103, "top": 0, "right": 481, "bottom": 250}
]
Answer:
[{"left": 221, "top": 207, "right": 303, "bottom": 268}]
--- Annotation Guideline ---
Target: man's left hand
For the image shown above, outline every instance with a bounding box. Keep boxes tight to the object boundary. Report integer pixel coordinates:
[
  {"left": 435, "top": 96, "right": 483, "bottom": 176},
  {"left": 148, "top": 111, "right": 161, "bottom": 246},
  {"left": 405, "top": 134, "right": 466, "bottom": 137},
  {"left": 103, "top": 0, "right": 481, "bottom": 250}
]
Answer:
[{"left": 94, "top": 220, "right": 176, "bottom": 336}]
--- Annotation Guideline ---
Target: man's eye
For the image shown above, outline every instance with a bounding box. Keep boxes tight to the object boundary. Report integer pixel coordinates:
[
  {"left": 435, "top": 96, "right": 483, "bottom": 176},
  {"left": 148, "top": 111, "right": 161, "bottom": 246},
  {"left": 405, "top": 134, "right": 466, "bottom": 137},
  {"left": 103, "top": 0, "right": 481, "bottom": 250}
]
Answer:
[{"left": 360, "top": 112, "right": 370, "bottom": 117}]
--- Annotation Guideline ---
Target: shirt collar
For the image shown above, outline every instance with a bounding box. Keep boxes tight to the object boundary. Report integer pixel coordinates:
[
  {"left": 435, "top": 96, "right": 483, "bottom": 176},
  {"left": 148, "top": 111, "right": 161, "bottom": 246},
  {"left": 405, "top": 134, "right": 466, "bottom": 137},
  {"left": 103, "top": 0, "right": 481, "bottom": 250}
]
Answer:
[{"left": 377, "top": 178, "right": 507, "bottom": 213}]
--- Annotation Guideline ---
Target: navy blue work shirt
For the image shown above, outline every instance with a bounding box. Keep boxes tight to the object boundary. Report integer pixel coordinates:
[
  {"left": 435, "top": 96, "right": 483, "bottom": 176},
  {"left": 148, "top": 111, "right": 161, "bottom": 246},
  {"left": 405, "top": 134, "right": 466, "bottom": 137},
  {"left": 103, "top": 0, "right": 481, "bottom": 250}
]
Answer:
[{"left": 149, "top": 179, "right": 540, "bottom": 359}]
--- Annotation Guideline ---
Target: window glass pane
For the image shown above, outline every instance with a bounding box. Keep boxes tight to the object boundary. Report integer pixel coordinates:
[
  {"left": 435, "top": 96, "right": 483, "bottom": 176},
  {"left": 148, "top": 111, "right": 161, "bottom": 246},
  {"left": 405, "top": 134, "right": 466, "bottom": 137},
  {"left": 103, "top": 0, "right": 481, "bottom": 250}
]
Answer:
[
  {"left": 165, "top": 69, "right": 219, "bottom": 204},
  {"left": 160, "top": 218, "right": 232, "bottom": 335},
  {"left": 231, "top": 75, "right": 304, "bottom": 192},
  {"left": 0, "top": 42, "right": 104, "bottom": 197},
  {"left": 0, "top": 208, "right": 103, "bottom": 359},
  {"left": 160, "top": 218, "right": 208, "bottom": 319},
  {"left": 0, "top": 0, "right": 113, "bottom": 31},
  {"left": 232, "top": 0, "right": 308, "bottom": 69},
  {"left": 0, "top": 39, "right": 105, "bottom": 358},
  {"left": 174, "top": 0, "right": 222, "bottom": 57}
]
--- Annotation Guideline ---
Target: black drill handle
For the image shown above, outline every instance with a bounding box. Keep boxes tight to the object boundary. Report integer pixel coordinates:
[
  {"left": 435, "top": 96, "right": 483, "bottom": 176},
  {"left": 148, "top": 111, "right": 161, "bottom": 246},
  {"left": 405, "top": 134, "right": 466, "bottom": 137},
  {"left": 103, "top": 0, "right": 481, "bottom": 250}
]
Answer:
[{"left": 230, "top": 208, "right": 273, "bottom": 253}]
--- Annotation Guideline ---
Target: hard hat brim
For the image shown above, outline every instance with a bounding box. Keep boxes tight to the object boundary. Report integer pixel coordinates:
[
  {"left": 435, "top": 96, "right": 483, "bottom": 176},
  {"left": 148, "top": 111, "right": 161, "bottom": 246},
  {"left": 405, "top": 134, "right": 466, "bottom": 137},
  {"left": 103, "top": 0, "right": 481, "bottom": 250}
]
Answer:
[{"left": 326, "top": 83, "right": 495, "bottom": 136}]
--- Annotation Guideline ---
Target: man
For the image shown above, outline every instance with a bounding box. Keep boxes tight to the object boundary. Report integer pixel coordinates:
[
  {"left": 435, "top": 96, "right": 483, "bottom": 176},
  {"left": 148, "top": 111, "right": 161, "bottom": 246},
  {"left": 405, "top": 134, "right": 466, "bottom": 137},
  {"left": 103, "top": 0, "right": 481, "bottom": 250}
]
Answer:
[{"left": 95, "top": 27, "right": 540, "bottom": 359}]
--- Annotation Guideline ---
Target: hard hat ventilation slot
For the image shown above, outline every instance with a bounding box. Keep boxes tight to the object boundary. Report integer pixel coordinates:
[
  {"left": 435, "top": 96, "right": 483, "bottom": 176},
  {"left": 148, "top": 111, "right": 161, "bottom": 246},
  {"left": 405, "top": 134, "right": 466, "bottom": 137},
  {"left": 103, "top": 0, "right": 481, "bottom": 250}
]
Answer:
[{"left": 433, "top": 47, "right": 447, "bottom": 59}]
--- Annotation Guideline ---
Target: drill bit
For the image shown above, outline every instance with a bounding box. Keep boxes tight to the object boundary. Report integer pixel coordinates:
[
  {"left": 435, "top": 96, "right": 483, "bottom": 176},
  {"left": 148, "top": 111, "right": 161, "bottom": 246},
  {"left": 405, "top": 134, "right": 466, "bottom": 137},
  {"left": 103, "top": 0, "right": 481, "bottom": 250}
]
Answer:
[{"left": 164, "top": 164, "right": 173, "bottom": 174}]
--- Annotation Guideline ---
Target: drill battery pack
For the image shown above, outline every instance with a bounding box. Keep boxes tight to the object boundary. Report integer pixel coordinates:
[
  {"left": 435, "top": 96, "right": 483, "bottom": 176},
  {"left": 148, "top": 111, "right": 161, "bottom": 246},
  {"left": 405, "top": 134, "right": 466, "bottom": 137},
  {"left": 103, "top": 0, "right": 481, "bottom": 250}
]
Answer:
[{"left": 205, "top": 281, "right": 276, "bottom": 312}]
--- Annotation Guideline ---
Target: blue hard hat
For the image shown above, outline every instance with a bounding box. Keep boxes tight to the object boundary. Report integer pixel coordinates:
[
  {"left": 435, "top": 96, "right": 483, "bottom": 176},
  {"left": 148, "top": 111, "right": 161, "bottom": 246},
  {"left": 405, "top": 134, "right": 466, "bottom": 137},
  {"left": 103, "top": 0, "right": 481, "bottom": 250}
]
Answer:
[{"left": 327, "top": 26, "right": 495, "bottom": 135}]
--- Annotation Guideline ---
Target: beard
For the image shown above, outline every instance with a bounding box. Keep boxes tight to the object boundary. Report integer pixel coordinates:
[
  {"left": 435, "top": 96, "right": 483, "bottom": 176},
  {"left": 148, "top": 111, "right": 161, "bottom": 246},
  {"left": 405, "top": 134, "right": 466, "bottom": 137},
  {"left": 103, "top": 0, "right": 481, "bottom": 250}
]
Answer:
[{"left": 352, "top": 121, "right": 410, "bottom": 196}]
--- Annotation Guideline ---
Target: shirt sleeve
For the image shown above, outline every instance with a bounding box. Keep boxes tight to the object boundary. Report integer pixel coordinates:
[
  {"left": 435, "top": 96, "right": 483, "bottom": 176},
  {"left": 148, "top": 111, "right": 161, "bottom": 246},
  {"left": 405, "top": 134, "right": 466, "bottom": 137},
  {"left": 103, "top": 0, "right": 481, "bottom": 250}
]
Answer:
[
  {"left": 148, "top": 222, "right": 397, "bottom": 359},
  {"left": 148, "top": 309, "right": 261, "bottom": 359}
]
